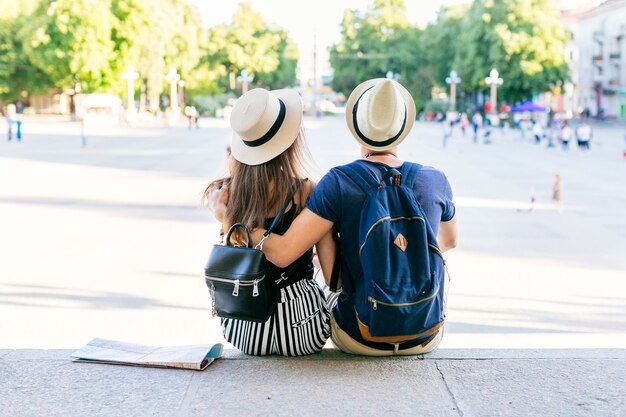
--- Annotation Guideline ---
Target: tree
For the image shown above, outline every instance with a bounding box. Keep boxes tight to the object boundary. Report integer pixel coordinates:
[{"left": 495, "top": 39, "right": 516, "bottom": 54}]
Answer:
[
  {"left": 424, "top": 5, "right": 468, "bottom": 88},
  {"left": 20, "top": 0, "right": 117, "bottom": 92},
  {"left": 204, "top": 3, "right": 299, "bottom": 93},
  {"left": 0, "top": 0, "right": 52, "bottom": 103},
  {"left": 254, "top": 27, "right": 299, "bottom": 89},
  {"left": 454, "top": 0, "right": 569, "bottom": 104},
  {"left": 330, "top": 0, "right": 435, "bottom": 110}
]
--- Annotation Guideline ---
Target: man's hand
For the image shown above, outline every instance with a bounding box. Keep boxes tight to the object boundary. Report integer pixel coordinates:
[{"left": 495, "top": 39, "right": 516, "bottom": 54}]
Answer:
[{"left": 206, "top": 182, "right": 229, "bottom": 222}]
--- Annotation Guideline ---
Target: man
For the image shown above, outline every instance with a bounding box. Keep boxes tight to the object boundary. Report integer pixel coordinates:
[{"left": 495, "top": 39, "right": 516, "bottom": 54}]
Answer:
[{"left": 209, "top": 79, "right": 457, "bottom": 356}]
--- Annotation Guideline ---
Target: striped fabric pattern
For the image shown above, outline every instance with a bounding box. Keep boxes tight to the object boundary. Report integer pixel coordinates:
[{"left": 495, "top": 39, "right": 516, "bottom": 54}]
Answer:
[{"left": 221, "top": 279, "right": 330, "bottom": 356}]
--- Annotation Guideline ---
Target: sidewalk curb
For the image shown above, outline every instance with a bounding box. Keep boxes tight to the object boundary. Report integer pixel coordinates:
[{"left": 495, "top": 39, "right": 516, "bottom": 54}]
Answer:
[{"left": 2, "top": 348, "right": 625, "bottom": 361}]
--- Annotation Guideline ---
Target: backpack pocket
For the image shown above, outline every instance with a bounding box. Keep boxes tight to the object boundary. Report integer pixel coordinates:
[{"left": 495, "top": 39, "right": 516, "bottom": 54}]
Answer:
[{"left": 356, "top": 277, "right": 444, "bottom": 342}]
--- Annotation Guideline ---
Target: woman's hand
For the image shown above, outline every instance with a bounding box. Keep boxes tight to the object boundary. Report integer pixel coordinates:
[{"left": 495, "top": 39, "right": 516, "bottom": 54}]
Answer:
[{"left": 206, "top": 182, "right": 229, "bottom": 222}]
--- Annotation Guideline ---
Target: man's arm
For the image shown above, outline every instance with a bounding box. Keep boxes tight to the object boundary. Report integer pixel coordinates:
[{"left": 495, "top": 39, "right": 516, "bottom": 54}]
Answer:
[
  {"left": 437, "top": 217, "right": 458, "bottom": 252},
  {"left": 314, "top": 230, "right": 337, "bottom": 286},
  {"left": 254, "top": 208, "right": 334, "bottom": 268}
]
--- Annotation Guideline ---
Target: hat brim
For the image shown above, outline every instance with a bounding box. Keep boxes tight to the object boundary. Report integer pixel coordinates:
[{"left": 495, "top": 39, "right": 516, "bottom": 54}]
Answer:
[
  {"left": 345, "top": 78, "right": 416, "bottom": 151},
  {"left": 230, "top": 89, "right": 303, "bottom": 166}
]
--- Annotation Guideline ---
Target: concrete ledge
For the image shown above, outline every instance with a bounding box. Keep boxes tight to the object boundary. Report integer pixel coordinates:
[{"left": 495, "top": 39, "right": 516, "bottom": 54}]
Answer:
[
  {"left": 3, "top": 348, "right": 625, "bottom": 361},
  {"left": 1, "top": 349, "right": 625, "bottom": 417}
]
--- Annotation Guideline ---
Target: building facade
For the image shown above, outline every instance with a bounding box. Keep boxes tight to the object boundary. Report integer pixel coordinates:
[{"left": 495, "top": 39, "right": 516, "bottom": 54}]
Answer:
[{"left": 566, "top": 0, "right": 626, "bottom": 119}]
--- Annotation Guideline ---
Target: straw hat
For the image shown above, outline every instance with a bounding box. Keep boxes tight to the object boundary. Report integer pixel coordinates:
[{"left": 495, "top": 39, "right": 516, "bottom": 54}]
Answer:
[
  {"left": 345, "top": 78, "right": 416, "bottom": 150},
  {"left": 230, "top": 88, "right": 303, "bottom": 166}
]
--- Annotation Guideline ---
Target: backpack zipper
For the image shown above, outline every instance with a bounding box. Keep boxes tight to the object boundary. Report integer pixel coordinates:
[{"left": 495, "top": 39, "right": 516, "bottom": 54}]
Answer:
[
  {"left": 428, "top": 243, "right": 443, "bottom": 259},
  {"left": 367, "top": 287, "right": 439, "bottom": 310},
  {"left": 359, "top": 216, "right": 426, "bottom": 256}
]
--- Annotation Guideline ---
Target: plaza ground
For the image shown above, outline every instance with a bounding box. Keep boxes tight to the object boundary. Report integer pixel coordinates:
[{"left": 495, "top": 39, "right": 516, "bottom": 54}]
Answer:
[
  {"left": 0, "top": 115, "right": 625, "bottom": 416},
  {"left": 1, "top": 115, "right": 624, "bottom": 350}
]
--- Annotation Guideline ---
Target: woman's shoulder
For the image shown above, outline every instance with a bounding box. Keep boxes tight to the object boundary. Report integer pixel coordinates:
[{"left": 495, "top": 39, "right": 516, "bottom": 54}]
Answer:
[{"left": 293, "top": 178, "right": 315, "bottom": 205}]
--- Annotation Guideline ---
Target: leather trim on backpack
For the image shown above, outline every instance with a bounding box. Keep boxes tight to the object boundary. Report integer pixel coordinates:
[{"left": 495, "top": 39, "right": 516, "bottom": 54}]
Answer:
[{"left": 355, "top": 310, "right": 444, "bottom": 343}]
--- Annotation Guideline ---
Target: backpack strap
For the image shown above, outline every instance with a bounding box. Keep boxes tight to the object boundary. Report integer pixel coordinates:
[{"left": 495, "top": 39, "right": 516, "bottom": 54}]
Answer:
[
  {"left": 399, "top": 162, "right": 422, "bottom": 187},
  {"left": 335, "top": 163, "right": 378, "bottom": 194},
  {"left": 328, "top": 225, "right": 342, "bottom": 292}
]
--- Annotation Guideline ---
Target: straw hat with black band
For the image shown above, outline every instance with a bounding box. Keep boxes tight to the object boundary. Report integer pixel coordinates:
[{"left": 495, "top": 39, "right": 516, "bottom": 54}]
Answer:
[
  {"left": 230, "top": 88, "right": 303, "bottom": 166},
  {"left": 345, "top": 78, "right": 416, "bottom": 151}
]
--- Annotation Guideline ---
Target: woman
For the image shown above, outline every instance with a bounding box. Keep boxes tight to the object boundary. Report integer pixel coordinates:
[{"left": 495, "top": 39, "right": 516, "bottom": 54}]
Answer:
[
  {"left": 204, "top": 88, "right": 332, "bottom": 356},
  {"left": 213, "top": 79, "right": 458, "bottom": 356}
]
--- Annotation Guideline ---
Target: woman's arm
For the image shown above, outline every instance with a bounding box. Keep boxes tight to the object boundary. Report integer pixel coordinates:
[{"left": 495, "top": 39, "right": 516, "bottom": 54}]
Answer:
[
  {"left": 254, "top": 208, "right": 334, "bottom": 268},
  {"left": 437, "top": 217, "right": 458, "bottom": 252}
]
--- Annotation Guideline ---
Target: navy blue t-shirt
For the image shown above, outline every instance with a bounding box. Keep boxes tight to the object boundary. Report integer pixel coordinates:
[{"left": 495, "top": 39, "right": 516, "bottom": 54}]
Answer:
[{"left": 306, "top": 159, "right": 455, "bottom": 341}]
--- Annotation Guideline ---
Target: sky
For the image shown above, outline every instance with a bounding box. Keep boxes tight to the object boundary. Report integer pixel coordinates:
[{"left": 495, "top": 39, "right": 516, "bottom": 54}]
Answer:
[{"left": 189, "top": 0, "right": 469, "bottom": 83}]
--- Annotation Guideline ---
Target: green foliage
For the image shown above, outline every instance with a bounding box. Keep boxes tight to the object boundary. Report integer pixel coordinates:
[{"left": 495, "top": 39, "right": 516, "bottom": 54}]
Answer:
[
  {"left": 0, "top": 6, "right": 51, "bottom": 102},
  {"left": 330, "top": 1, "right": 413, "bottom": 101},
  {"left": 454, "top": 0, "right": 569, "bottom": 103},
  {"left": 424, "top": 5, "right": 468, "bottom": 87},
  {"left": 188, "top": 93, "right": 235, "bottom": 116},
  {"left": 330, "top": 0, "right": 570, "bottom": 109},
  {"left": 20, "top": 0, "right": 117, "bottom": 92},
  {"left": 424, "top": 99, "right": 450, "bottom": 115},
  {"left": 1, "top": 0, "right": 296, "bottom": 107},
  {"left": 205, "top": 2, "right": 299, "bottom": 92}
]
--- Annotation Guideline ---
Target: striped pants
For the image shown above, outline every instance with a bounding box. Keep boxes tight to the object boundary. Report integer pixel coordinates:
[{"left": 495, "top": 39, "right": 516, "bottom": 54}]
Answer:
[{"left": 221, "top": 278, "right": 330, "bottom": 356}]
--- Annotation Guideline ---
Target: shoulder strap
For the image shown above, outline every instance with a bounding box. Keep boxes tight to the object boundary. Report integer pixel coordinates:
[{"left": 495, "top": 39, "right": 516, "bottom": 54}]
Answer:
[
  {"left": 335, "top": 163, "right": 377, "bottom": 194},
  {"left": 329, "top": 226, "right": 341, "bottom": 292},
  {"left": 264, "top": 186, "right": 297, "bottom": 237},
  {"left": 400, "top": 162, "right": 422, "bottom": 187}
]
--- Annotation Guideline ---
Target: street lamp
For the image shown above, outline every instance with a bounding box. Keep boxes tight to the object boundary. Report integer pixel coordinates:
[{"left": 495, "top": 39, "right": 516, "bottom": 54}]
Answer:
[
  {"left": 178, "top": 79, "right": 185, "bottom": 108},
  {"left": 165, "top": 67, "right": 180, "bottom": 112},
  {"left": 485, "top": 68, "right": 503, "bottom": 114},
  {"left": 121, "top": 65, "right": 139, "bottom": 114},
  {"left": 237, "top": 70, "right": 253, "bottom": 95},
  {"left": 445, "top": 70, "right": 461, "bottom": 111}
]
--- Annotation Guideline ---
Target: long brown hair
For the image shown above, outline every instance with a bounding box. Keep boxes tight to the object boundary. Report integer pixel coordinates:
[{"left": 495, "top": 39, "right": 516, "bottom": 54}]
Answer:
[{"left": 203, "top": 127, "right": 313, "bottom": 238}]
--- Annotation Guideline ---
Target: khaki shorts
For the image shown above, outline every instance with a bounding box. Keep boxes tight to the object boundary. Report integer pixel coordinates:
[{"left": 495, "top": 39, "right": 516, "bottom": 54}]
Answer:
[{"left": 327, "top": 275, "right": 448, "bottom": 356}]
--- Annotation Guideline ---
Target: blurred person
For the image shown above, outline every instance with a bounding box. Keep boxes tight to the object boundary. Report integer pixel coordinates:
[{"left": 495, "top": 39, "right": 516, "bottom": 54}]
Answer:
[
  {"left": 184, "top": 106, "right": 199, "bottom": 130},
  {"left": 4, "top": 104, "right": 16, "bottom": 141},
  {"left": 575, "top": 122, "right": 592, "bottom": 151},
  {"left": 460, "top": 113, "right": 469, "bottom": 136},
  {"left": 472, "top": 111, "right": 483, "bottom": 144},
  {"left": 4, "top": 112, "right": 13, "bottom": 141},
  {"left": 547, "top": 119, "right": 560, "bottom": 148},
  {"left": 203, "top": 88, "right": 331, "bottom": 356},
  {"left": 532, "top": 121, "right": 543, "bottom": 145},
  {"left": 559, "top": 121, "right": 572, "bottom": 150},
  {"left": 483, "top": 126, "right": 493, "bottom": 144},
  {"left": 210, "top": 79, "right": 458, "bottom": 356},
  {"left": 552, "top": 174, "right": 562, "bottom": 213},
  {"left": 442, "top": 119, "right": 453, "bottom": 148}
]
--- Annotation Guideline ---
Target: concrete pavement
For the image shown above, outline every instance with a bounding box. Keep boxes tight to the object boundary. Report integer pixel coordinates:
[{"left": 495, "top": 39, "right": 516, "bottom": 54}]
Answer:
[{"left": 1, "top": 348, "right": 625, "bottom": 417}]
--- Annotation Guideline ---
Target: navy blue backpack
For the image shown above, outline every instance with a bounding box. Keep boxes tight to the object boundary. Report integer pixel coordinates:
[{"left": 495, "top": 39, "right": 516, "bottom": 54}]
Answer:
[{"left": 336, "top": 162, "right": 446, "bottom": 343}]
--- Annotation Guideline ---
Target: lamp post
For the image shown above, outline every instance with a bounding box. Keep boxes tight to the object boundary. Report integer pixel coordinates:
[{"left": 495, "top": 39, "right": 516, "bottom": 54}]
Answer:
[
  {"left": 165, "top": 67, "right": 180, "bottom": 113},
  {"left": 178, "top": 79, "right": 185, "bottom": 108},
  {"left": 445, "top": 70, "right": 461, "bottom": 111},
  {"left": 485, "top": 68, "right": 503, "bottom": 114},
  {"left": 237, "top": 69, "right": 253, "bottom": 95},
  {"left": 121, "top": 65, "right": 139, "bottom": 114}
]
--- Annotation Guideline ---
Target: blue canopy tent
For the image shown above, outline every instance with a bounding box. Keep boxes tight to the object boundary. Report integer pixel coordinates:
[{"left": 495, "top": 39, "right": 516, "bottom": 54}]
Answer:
[{"left": 511, "top": 100, "right": 546, "bottom": 112}]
